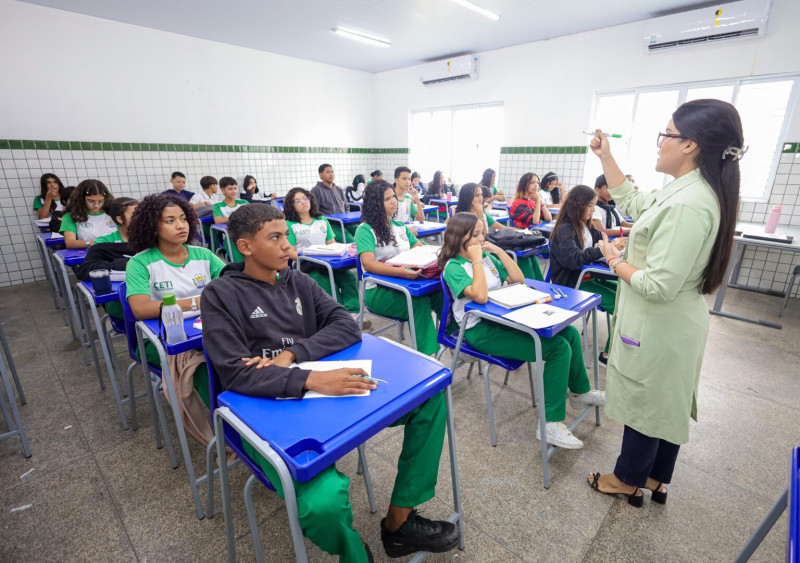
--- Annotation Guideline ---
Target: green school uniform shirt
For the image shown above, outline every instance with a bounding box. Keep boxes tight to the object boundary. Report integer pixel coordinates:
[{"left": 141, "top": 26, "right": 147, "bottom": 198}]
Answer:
[
  {"left": 287, "top": 217, "right": 335, "bottom": 252},
  {"left": 483, "top": 210, "right": 497, "bottom": 227},
  {"left": 395, "top": 192, "right": 419, "bottom": 223},
  {"left": 443, "top": 253, "right": 507, "bottom": 330},
  {"left": 355, "top": 220, "right": 419, "bottom": 290},
  {"left": 213, "top": 199, "right": 248, "bottom": 218},
  {"left": 94, "top": 231, "right": 124, "bottom": 244},
  {"left": 32, "top": 195, "right": 64, "bottom": 213},
  {"left": 604, "top": 169, "right": 721, "bottom": 445},
  {"left": 60, "top": 212, "right": 118, "bottom": 242},
  {"left": 126, "top": 245, "right": 225, "bottom": 302}
]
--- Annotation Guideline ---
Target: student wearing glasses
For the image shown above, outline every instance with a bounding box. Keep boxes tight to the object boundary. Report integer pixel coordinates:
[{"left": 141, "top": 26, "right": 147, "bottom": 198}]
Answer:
[{"left": 59, "top": 179, "right": 116, "bottom": 249}]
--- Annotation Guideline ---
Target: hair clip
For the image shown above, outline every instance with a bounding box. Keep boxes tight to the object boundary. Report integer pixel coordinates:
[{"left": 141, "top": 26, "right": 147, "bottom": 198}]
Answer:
[{"left": 721, "top": 146, "right": 748, "bottom": 161}]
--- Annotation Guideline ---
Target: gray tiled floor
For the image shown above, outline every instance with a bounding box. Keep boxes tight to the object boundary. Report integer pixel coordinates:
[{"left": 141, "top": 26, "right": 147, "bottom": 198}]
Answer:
[{"left": 0, "top": 279, "right": 796, "bottom": 562}]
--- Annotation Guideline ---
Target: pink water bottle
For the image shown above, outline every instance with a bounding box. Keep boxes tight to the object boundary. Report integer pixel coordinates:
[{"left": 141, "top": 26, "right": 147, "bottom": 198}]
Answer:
[{"left": 764, "top": 204, "right": 781, "bottom": 234}]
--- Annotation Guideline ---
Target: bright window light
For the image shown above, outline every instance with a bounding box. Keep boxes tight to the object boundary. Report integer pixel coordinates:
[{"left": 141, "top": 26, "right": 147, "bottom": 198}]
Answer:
[
  {"left": 332, "top": 26, "right": 391, "bottom": 48},
  {"left": 450, "top": 0, "right": 501, "bottom": 21}
]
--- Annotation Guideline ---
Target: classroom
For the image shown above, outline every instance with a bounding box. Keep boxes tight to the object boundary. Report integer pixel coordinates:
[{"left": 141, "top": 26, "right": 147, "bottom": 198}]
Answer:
[{"left": 1, "top": 0, "right": 799, "bottom": 561}]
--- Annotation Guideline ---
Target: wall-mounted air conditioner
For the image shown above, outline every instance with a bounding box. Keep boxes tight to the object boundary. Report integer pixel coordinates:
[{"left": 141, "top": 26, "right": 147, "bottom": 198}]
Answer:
[
  {"left": 644, "top": 0, "right": 771, "bottom": 53},
  {"left": 420, "top": 55, "right": 479, "bottom": 85}
]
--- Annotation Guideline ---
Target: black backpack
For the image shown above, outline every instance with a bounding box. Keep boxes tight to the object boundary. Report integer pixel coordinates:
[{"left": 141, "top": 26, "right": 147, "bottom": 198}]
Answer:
[{"left": 486, "top": 229, "right": 546, "bottom": 250}]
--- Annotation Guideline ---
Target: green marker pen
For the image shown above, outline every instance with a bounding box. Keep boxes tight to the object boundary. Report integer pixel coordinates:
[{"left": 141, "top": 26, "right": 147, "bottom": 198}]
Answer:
[{"left": 583, "top": 130, "right": 623, "bottom": 138}]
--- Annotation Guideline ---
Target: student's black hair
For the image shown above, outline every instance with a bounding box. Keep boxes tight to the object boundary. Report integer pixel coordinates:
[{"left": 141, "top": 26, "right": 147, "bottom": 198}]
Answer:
[
  {"left": 594, "top": 174, "right": 607, "bottom": 190},
  {"left": 480, "top": 168, "right": 496, "bottom": 188},
  {"left": 102, "top": 197, "right": 139, "bottom": 227},
  {"left": 361, "top": 180, "right": 396, "bottom": 247},
  {"left": 171, "top": 171, "right": 186, "bottom": 179},
  {"left": 128, "top": 194, "right": 198, "bottom": 254},
  {"left": 243, "top": 175, "right": 259, "bottom": 194},
  {"left": 39, "top": 173, "right": 65, "bottom": 199},
  {"left": 437, "top": 212, "right": 480, "bottom": 270},
  {"left": 455, "top": 183, "right": 481, "bottom": 213},
  {"left": 394, "top": 166, "right": 411, "bottom": 179},
  {"left": 228, "top": 203, "right": 285, "bottom": 248},
  {"left": 411, "top": 171, "right": 420, "bottom": 181},
  {"left": 672, "top": 99, "right": 743, "bottom": 294},
  {"left": 65, "top": 179, "right": 114, "bottom": 223},
  {"left": 318, "top": 163, "right": 332, "bottom": 174},
  {"left": 352, "top": 174, "right": 366, "bottom": 189},
  {"left": 515, "top": 172, "right": 539, "bottom": 200},
  {"left": 370, "top": 170, "right": 382, "bottom": 178},
  {"left": 540, "top": 171, "right": 561, "bottom": 203},
  {"left": 200, "top": 176, "right": 218, "bottom": 190},
  {"left": 283, "top": 187, "right": 322, "bottom": 222},
  {"left": 552, "top": 185, "right": 596, "bottom": 249},
  {"left": 427, "top": 171, "right": 445, "bottom": 198},
  {"left": 219, "top": 176, "right": 238, "bottom": 189}
]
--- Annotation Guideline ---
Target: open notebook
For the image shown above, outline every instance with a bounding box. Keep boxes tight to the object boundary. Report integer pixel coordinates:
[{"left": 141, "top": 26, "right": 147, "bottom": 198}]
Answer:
[
  {"left": 281, "top": 360, "right": 374, "bottom": 399},
  {"left": 488, "top": 284, "right": 551, "bottom": 309},
  {"left": 303, "top": 243, "right": 350, "bottom": 256},
  {"left": 502, "top": 304, "right": 579, "bottom": 330},
  {"left": 407, "top": 221, "right": 444, "bottom": 230},
  {"left": 385, "top": 245, "right": 441, "bottom": 268}
]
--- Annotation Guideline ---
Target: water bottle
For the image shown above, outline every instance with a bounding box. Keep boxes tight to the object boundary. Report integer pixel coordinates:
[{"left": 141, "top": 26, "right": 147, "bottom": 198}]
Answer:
[
  {"left": 161, "top": 293, "right": 187, "bottom": 344},
  {"left": 764, "top": 204, "right": 781, "bottom": 234}
]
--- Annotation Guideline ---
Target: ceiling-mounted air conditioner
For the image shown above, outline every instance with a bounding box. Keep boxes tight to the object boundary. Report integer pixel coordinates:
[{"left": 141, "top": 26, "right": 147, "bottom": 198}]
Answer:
[
  {"left": 644, "top": 0, "right": 771, "bottom": 53},
  {"left": 420, "top": 55, "right": 479, "bottom": 85}
]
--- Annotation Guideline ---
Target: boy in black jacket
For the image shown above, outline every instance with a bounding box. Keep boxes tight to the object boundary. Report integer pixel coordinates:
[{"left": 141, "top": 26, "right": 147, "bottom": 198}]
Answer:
[{"left": 202, "top": 204, "right": 458, "bottom": 562}]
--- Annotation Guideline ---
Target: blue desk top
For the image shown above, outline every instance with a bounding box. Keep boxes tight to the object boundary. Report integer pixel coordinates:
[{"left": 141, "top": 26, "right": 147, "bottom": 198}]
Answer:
[
  {"left": 430, "top": 198, "right": 457, "bottom": 207},
  {"left": 327, "top": 211, "right": 362, "bottom": 224},
  {"left": 491, "top": 201, "right": 511, "bottom": 210},
  {"left": 408, "top": 222, "right": 446, "bottom": 238},
  {"left": 40, "top": 232, "right": 65, "bottom": 247},
  {"left": 210, "top": 223, "right": 228, "bottom": 231},
  {"left": 200, "top": 216, "right": 214, "bottom": 223},
  {"left": 217, "top": 333, "right": 452, "bottom": 482},
  {"left": 298, "top": 253, "right": 357, "bottom": 270},
  {"left": 790, "top": 446, "right": 799, "bottom": 562},
  {"left": 142, "top": 317, "right": 203, "bottom": 355},
  {"left": 537, "top": 221, "right": 555, "bottom": 234},
  {"left": 513, "top": 242, "right": 549, "bottom": 259},
  {"left": 464, "top": 279, "right": 600, "bottom": 338},
  {"left": 55, "top": 248, "right": 87, "bottom": 266},
  {"left": 80, "top": 280, "right": 123, "bottom": 305},
  {"left": 363, "top": 271, "right": 441, "bottom": 297},
  {"left": 422, "top": 205, "right": 438, "bottom": 213}
]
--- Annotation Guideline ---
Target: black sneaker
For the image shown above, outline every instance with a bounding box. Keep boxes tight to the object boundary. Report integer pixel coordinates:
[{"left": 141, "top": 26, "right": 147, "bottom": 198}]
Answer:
[{"left": 380, "top": 509, "right": 460, "bottom": 558}]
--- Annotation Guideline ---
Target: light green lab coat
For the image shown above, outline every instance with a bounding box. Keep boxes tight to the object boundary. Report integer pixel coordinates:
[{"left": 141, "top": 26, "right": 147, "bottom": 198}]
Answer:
[{"left": 605, "top": 169, "right": 720, "bottom": 445}]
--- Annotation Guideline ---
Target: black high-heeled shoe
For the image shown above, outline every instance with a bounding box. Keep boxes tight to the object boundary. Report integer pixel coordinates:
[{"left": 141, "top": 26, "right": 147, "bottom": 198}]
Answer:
[
  {"left": 588, "top": 472, "right": 643, "bottom": 507},
  {"left": 649, "top": 482, "right": 667, "bottom": 504}
]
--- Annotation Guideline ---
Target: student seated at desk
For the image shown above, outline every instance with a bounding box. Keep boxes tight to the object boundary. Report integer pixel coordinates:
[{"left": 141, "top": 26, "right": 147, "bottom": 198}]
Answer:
[
  {"left": 347, "top": 174, "right": 366, "bottom": 203},
  {"left": 480, "top": 168, "right": 505, "bottom": 205},
  {"left": 202, "top": 203, "right": 460, "bottom": 562},
  {"left": 355, "top": 181, "right": 443, "bottom": 356},
  {"left": 549, "top": 185, "right": 624, "bottom": 364},
  {"left": 455, "top": 183, "right": 544, "bottom": 281},
  {"left": 33, "top": 173, "right": 66, "bottom": 220},
  {"left": 510, "top": 172, "right": 552, "bottom": 229},
  {"left": 393, "top": 166, "right": 425, "bottom": 224},
  {"left": 241, "top": 174, "right": 277, "bottom": 203},
  {"left": 189, "top": 175, "right": 222, "bottom": 210},
  {"left": 126, "top": 194, "right": 226, "bottom": 446},
  {"left": 421, "top": 171, "right": 452, "bottom": 220},
  {"left": 440, "top": 212, "right": 605, "bottom": 449},
  {"left": 213, "top": 177, "right": 248, "bottom": 224},
  {"left": 161, "top": 171, "right": 194, "bottom": 202},
  {"left": 284, "top": 187, "right": 360, "bottom": 317},
  {"left": 540, "top": 171, "right": 563, "bottom": 210},
  {"left": 592, "top": 174, "right": 633, "bottom": 237},
  {"left": 60, "top": 179, "right": 117, "bottom": 249},
  {"left": 76, "top": 197, "right": 138, "bottom": 320},
  {"left": 311, "top": 163, "right": 355, "bottom": 243}
]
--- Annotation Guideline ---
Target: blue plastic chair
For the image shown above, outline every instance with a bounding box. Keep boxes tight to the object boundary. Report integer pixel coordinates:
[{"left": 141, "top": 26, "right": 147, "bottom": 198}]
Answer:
[
  {"left": 202, "top": 343, "right": 377, "bottom": 561},
  {"left": 117, "top": 283, "right": 178, "bottom": 468},
  {"left": 355, "top": 257, "right": 408, "bottom": 345},
  {"left": 436, "top": 276, "right": 538, "bottom": 446}
]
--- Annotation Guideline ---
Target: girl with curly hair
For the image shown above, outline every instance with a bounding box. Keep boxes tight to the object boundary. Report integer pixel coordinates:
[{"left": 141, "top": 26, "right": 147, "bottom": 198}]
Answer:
[
  {"left": 284, "top": 187, "right": 360, "bottom": 315},
  {"left": 354, "top": 181, "right": 443, "bottom": 355},
  {"left": 60, "top": 179, "right": 116, "bottom": 248},
  {"left": 126, "top": 194, "right": 226, "bottom": 446}
]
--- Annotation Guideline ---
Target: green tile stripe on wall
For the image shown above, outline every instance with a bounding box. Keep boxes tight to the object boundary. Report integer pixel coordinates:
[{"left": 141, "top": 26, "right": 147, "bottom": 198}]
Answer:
[
  {"left": 782, "top": 142, "right": 799, "bottom": 153},
  {"left": 500, "top": 146, "right": 588, "bottom": 154},
  {"left": 0, "top": 139, "right": 409, "bottom": 154}
]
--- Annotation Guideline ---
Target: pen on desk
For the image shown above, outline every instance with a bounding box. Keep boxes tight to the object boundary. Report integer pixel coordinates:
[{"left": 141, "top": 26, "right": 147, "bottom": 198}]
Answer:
[
  {"left": 534, "top": 297, "right": 553, "bottom": 304},
  {"left": 582, "top": 130, "right": 623, "bottom": 138},
  {"left": 557, "top": 288, "right": 568, "bottom": 299},
  {"left": 550, "top": 288, "right": 560, "bottom": 300},
  {"left": 358, "top": 375, "right": 388, "bottom": 385}
]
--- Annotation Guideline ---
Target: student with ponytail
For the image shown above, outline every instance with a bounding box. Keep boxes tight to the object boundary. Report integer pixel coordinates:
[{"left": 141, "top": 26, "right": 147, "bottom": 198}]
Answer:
[{"left": 586, "top": 100, "right": 744, "bottom": 507}]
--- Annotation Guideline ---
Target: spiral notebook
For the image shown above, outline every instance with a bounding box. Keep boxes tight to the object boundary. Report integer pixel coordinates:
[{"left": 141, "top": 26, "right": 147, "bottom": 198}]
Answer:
[
  {"left": 385, "top": 245, "right": 441, "bottom": 268},
  {"left": 487, "top": 284, "right": 551, "bottom": 309}
]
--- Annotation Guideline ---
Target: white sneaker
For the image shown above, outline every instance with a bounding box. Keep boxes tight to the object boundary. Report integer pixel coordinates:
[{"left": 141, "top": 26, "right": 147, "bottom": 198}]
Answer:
[
  {"left": 351, "top": 314, "right": 373, "bottom": 332},
  {"left": 535, "top": 422, "right": 584, "bottom": 449},
  {"left": 568, "top": 390, "right": 606, "bottom": 409}
]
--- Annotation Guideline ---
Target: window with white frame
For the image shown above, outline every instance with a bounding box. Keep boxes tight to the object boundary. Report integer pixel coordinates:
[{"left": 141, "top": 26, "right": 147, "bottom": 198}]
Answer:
[
  {"left": 409, "top": 103, "right": 503, "bottom": 187},
  {"left": 583, "top": 75, "right": 799, "bottom": 201}
]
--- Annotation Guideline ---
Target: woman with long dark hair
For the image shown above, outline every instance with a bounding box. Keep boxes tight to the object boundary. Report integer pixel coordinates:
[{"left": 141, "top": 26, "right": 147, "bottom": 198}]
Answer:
[
  {"left": 422, "top": 171, "right": 451, "bottom": 220},
  {"left": 455, "top": 183, "right": 544, "bottom": 280},
  {"left": 60, "top": 179, "right": 116, "bottom": 249},
  {"left": 479, "top": 168, "right": 505, "bottom": 204},
  {"left": 586, "top": 99, "right": 744, "bottom": 507},
  {"left": 33, "top": 173, "right": 66, "bottom": 219},
  {"left": 539, "top": 172, "right": 563, "bottom": 209},
  {"left": 354, "top": 181, "right": 443, "bottom": 355}
]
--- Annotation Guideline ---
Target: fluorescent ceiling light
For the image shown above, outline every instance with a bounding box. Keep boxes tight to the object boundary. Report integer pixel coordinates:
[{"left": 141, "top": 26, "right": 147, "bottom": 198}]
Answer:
[
  {"left": 332, "top": 26, "right": 391, "bottom": 48},
  {"left": 450, "top": 0, "right": 501, "bottom": 21}
]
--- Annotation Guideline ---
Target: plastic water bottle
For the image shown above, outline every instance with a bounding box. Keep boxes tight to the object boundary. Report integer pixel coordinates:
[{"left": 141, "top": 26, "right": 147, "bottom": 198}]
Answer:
[
  {"left": 764, "top": 204, "right": 781, "bottom": 234},
  {"left": 161, "top": 293, "right": 187, "bottom": 344}
]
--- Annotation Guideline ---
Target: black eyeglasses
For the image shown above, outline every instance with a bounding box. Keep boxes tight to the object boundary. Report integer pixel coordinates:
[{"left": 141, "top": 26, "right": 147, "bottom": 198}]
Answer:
[{"left": 657, "top": 132, "right": 688, "bottom": 147}]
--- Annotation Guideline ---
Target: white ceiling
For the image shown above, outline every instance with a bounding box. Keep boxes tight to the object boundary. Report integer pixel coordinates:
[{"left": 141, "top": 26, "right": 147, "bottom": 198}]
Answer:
[{"left": 20, "top": 0, "right": 720, "bottom": 73}]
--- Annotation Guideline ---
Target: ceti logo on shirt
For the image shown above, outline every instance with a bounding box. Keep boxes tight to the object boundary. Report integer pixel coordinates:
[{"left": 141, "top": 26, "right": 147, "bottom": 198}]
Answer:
[
  {"left": 192, "top": 273, "right": 207, "bottom": 289},
  {"left": 106, "top": 217, "right": 116, "bottom": 228},
  {"left": 153, "top": 280, "right": 174, "bottom": 291},
  {"left": 400, "top": 231, "right": 408, "bottom": 241},
  {"left": 318, "top": 223, "right": 327, "bottom": 234}
]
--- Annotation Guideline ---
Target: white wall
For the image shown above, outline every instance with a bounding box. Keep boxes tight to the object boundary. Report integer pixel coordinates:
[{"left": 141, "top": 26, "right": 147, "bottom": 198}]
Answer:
[
  {"left": 373, "top": 0, "right": 800, "bottom": 148},
  {"left": 0, "top": 0, "right": 375, "bottom": 148}
]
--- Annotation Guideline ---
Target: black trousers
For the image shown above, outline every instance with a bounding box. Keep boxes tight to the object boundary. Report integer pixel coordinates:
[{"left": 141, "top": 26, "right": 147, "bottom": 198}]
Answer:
[{"left": 614, "top": 425, "right": 681, "bottom": 487}]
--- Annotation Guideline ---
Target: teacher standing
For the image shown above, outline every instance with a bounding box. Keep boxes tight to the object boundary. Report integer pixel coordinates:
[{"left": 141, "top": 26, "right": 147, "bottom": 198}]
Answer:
[{"left": 586, "top": 99, "right": 745, "bottom": 506}]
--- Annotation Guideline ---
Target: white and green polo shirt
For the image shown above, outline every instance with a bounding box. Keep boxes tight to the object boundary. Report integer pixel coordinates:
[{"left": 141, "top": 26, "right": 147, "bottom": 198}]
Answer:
[
  {"left": 443, "top": 252, "right": 508, "bottom": 330},
  {"left": 395, "top": 192, "right": 419, "bottom": 224},
  {"left": 126, "top": 245, "right": 226, "bottom": 302},
  {"left": 33, "top": 195, "right": 64, "bottom": 213},
  {"left": 213, "top": 199, "right": 248, "bottom": 219},
  {"left": 355, "top": 220, "right": 419, "bottom": 290},
  {"left": 94, "top": 230, "right": 124, "bottom": 244},
  {"left": 287, "top": 217, "right": 334, "bottom": 252},
  {"left": 60, "top": 212, "right": 118, "bottom": 242}
]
